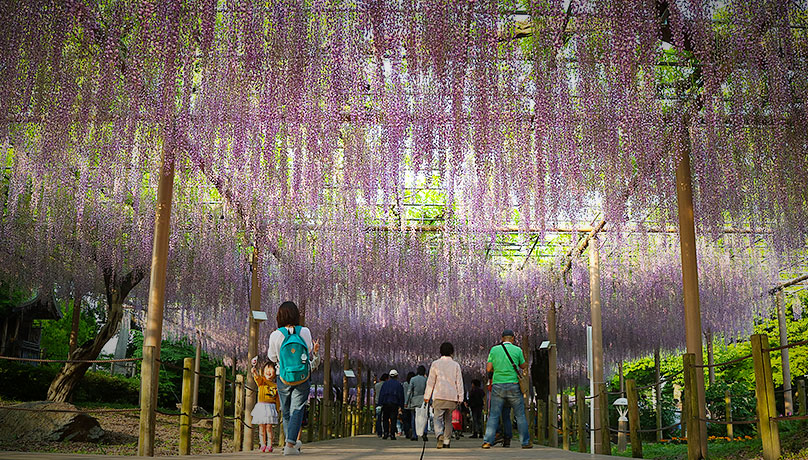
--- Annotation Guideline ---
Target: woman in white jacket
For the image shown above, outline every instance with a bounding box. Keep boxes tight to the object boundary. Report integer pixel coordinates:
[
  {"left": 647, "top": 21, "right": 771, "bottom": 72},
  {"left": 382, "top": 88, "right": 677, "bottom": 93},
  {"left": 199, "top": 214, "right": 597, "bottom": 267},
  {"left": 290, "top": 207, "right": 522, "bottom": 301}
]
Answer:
[{"left": 424, "top": 342, "right": 463, "bottom": 449}]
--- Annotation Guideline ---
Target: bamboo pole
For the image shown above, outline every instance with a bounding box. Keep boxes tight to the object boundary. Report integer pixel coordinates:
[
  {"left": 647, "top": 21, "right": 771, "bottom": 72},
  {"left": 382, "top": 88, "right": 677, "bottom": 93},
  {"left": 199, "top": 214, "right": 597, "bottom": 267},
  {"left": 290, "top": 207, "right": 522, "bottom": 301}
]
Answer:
[
  {"left": 655, "top": 348, "right": 663, "bottom": 442},
  {"left": 244, "top": 250, "right": 261, "bottom": 451},
  {"left": 589, "top": 238, "right": 606, "bottom": 454},
  {"left": 751, "top": 334, "right": 780, "bottom": 460},
  {"left": 179, "top": 357, "right": 194, "bottom": 455},
  {"left": 774, "top": 292, "right": 793, "bottom": 414},
  {"left": 137, "top": 346, "right": 156, "bottom": 456},
  {"left": 725, "top": 390, "right": 733, "bottom": 439},
  {"left": 234, "top": 374, "right": 245, "bottom": 451},
  {"left": 675, "top": 145, "right": 707, "bottom": 459},
  {"left": 562, "top": 393, "right": 570, "bottom": 450},
  {"left": 548, "top": 301, "right": 559, "bottom": 447},
  {"left": 212, "top": 367, "right": 225, "bottom": 453},
  {"left": 138, "top": 143, "right": 176, "bottom": 456},
  {"left": 626, "top": 379, "right": 642, "bottom": 458},
  {"left": 576, "top": 388, "right": 586, "bottom": 453},
  {"left": 598, "top": 382, "right": 610, "bottom": 455}
]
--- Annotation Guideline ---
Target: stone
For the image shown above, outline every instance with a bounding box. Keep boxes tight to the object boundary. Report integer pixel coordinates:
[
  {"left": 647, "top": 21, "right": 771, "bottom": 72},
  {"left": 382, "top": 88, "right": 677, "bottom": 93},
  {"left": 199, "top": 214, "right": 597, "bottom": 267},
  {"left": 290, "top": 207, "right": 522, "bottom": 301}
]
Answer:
[{"left": 0, "top": 401, "right": 105, "bottom": 442}]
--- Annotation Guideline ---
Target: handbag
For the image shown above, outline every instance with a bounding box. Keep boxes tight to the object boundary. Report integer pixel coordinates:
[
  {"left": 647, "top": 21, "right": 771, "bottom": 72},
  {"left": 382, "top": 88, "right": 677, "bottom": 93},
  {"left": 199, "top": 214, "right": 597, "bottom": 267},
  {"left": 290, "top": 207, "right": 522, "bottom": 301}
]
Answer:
[{"left": 501, "top": 342, "right": 529, "bottom": 395}]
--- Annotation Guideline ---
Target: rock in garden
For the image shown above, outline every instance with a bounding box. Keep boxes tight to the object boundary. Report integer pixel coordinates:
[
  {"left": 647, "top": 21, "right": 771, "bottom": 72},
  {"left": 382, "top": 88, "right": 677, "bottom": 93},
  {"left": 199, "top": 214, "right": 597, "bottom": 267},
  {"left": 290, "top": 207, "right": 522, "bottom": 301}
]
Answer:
[{"left": 0, "top": 401, "right": 105, "bottom": 442}]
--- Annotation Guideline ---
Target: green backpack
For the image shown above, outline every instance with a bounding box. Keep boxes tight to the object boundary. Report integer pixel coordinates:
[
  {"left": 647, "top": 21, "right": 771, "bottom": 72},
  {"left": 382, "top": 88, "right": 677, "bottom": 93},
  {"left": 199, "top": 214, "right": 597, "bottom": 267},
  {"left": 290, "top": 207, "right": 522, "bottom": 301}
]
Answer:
[{"left": 278, "top": 326, "right": 310, "bottom": 385}]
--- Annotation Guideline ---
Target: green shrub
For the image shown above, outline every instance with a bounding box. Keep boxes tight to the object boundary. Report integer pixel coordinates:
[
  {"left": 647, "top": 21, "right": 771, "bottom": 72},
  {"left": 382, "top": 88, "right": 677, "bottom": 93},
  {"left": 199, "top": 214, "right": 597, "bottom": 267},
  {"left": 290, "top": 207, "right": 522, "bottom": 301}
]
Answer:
[
  {"left": 705, "top": 380, "right": 756, "bottom": 436},
  {"left": 0, "top": 361, "right": 139, "bottom": 405}
]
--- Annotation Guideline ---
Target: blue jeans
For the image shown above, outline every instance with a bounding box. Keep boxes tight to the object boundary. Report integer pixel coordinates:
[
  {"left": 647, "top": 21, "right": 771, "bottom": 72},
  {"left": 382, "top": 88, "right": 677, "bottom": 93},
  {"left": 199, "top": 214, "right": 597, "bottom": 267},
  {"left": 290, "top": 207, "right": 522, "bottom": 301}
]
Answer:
[
  {"left": 498, "top": 404, "right": 512, "bottom": 439},
  {"left": 277, "top": 378, "right": 311, "bottom": 445},
  {"left": 483, "top": 383, "right": 530, "bottom": 446}
]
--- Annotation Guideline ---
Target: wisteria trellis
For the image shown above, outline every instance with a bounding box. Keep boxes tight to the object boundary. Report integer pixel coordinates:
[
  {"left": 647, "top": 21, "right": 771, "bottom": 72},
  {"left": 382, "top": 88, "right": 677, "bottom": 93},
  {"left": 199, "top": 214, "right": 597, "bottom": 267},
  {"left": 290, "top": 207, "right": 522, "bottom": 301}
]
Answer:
[{"left": 0, "top": 0, "right": 806, "bottom": 380}]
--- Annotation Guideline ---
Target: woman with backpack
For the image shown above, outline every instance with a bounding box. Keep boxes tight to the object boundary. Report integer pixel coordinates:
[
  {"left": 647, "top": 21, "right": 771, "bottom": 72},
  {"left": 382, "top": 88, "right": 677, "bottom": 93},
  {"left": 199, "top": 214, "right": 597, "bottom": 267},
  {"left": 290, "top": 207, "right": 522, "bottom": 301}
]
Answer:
[{"left": 268, "top": 301, "right": 320, "bottom": 456}]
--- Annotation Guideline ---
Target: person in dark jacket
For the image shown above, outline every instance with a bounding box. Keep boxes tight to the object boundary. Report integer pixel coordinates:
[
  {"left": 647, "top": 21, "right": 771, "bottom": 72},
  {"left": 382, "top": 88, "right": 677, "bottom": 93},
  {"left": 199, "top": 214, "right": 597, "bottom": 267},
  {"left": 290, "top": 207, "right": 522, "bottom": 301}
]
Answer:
[
  {"left": 378, "top": 369, "right": 405, "bottom": 440},
  {"left": 467, "top": 379, "right": 486, "bottom": 438}
]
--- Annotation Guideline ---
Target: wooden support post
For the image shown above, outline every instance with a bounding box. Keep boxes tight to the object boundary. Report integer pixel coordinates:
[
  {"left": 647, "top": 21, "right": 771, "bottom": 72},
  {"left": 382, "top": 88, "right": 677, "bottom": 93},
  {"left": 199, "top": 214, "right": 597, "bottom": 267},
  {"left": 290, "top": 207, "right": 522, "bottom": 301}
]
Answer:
[
  {"left": 322, "top": 328, "right": 332, "bottom": 439},
  {"left": 676, "top": 143, "right": 707, "bottom": 459},
  {"left": 655, "top": 348, "right": 663, "bottom": 442},
  {"left": 212, "top": 366, "right": 225, "bottom": 453},
  {"left": 234, "top": 374, "right": 245, "bottom": 452},
  {"left": 683, "top": 353, "right": 703, "bottom": 460},
  {"left": 799, "top": 380, "right": 807, "bottom": 416},
  {"left": 547, "top": 301, "right": 559, "bottom": 447},
  {"left": 618, "top": 362, "right": 625, "bottom": 395},
  {"left": 307, "top": 392, "right": 315, "bottom": 443},
  {"left": 356, "top": 361, "right": 363, "bottom": 411},
  {"left": 244, "top": 250, "right": 261, "bottom": 451},
  {"left": 589, "top": 238, "right": 606, "bottom": 454},
  {"left": 706, "top": 332, "right": 715, "bottom": 385},
  {"left": 179, "top": 357, "right": 194, "bottom": 455},
  {"left": 192, "top": 332, "right": 202, "bottom": 410},
  {"left": 536, "top": 400, "right": 545, "bottom": 445},
  {"left": 598, "top": 382, "right": 611, "bottom": 455},
  {"left": 626, "top": 379, "right": 642, "bottom": 458},
  {"left": 751, "top": 334, "right": 780, "bottom": 460},
  {"left": 725, "top": 389, "right": 733, "bottom": 439},
  {"left": 775, "top": 292, "right": 793, "bottom": 414},
  {"left": 68, "top": 293, "right": 82, "bottom": 357},
  {"left": 576, "top": 388, "right": 586, "bottom": 453},
  {"left": 137, "top": 143, "right": 175, "bottom": 456},
  {"left": 137, "top": 346, "right": 156, "bottom": 456},
  {"left": 562, "top": 393, "right": 570, "bottom": 450}
]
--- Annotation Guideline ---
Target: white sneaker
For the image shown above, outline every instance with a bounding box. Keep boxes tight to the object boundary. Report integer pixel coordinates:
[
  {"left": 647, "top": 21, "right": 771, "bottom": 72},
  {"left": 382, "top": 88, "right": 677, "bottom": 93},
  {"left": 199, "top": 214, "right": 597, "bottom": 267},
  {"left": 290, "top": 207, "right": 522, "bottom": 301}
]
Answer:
[
  {"left": 295, "top": 440, "right": 303, "bottom": 451},
  {"left": 283, "top": 445, "right": 301, "bottom": 455}
]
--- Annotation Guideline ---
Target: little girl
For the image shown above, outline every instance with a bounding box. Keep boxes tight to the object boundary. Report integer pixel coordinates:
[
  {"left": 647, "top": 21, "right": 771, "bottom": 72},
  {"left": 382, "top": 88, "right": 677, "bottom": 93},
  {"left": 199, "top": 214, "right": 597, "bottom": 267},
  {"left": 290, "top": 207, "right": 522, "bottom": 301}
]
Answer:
[{"left": 251, "top": 358, "right": 280, "bottom": 452}]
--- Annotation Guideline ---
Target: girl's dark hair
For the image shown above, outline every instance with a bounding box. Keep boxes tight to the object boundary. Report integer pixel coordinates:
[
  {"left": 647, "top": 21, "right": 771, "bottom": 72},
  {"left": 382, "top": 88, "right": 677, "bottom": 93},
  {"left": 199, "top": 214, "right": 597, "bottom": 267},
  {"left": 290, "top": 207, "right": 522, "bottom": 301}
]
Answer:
[
  {"left": 263, "top": 361, "right": 275, "bottom": 372},
  {"left": 472, "top": 379, "right": 481, "bottom": 387},
  {"left": 277, "top": 301, "right": 300, "bottom": 327},
  {"left": 440, "top": 341, "right": 454, "bottom": 357},
  {"left": 417, "top": 365, "right": 426, "bottom": 376},
  {"left": 406, "top": 371, "right": 416, "bottom": 383}
]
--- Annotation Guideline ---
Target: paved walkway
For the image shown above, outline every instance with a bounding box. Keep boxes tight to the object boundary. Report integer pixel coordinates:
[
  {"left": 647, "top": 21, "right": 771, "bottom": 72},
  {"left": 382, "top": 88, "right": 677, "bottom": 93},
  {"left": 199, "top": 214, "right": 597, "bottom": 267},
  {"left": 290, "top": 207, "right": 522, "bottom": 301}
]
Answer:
[{"left": 0, "top": 435, "right": 615, "bottom": 459}]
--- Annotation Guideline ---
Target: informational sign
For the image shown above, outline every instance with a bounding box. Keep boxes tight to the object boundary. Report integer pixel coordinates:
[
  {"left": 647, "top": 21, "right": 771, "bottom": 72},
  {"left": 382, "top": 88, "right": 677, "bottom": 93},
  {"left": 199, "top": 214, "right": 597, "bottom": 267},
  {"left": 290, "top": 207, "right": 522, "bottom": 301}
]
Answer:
[
  {"left": 251, "top": 311, "right": 268, "bottom": 321},
  {"left": 344, "top": 370, "right": 356, "bottom": 378}
]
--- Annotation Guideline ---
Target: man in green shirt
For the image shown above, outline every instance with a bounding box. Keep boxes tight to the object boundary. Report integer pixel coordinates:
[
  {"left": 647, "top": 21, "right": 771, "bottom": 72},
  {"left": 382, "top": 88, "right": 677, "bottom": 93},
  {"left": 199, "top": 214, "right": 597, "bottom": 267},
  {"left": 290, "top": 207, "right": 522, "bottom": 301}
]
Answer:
[{"left": 481, "top": 329, "right": 532, "bottom": 449}]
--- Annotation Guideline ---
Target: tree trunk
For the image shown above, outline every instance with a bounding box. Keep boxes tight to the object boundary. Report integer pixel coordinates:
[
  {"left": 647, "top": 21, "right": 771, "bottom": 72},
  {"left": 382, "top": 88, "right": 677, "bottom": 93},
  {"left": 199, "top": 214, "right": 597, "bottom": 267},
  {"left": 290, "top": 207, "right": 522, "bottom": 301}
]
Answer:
[
  {"left": 68, "top": 292, "right": 83, "bottom": 357},
  {"left": 47, "top": 269, "right": 143, "bottom": 402}
]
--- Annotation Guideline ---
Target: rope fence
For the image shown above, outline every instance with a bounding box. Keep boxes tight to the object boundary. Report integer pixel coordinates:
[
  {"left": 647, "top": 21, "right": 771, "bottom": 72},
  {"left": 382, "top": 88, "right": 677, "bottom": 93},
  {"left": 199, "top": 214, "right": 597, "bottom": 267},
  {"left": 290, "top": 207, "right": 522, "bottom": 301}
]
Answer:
[
  {"left": 0, "top": 356, "right": 142, "bottom": 364},
  {"left": 766, "top": 339, "right": 808, "bottom": 353},
  {"left": 693, "top": 354, "right": 753, "bottom": 369}
]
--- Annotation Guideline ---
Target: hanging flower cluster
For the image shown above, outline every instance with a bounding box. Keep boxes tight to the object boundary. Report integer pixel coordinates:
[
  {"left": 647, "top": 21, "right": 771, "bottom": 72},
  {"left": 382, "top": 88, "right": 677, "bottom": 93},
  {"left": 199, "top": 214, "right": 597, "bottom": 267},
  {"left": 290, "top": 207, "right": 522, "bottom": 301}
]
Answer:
[{"left": 0, "top": 0, "right": 804, "bottom": 377}]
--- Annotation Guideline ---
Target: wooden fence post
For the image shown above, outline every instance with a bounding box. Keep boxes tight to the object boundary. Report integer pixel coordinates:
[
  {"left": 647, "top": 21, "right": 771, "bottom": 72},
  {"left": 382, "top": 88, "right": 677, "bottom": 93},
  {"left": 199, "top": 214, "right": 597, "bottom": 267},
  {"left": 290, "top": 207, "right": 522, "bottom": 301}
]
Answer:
[
  {"left": 212, "top": 366, "right": 225, "bottom": 453},
  {"left": 798, "top": 380, "right": 807, "bottom": 417},
  {"left": 562, "top": 394, "right": 570, "bottom": 450},
  {"left": 179, "top": 357, "right": 194, "bottom": 455},
  {"left": 577, "top": 388, "right": 587, "bottom": 453},
  {"left": 234, "top": 374, "right": 245, "bottom": 451},
  {"left": 598, "top": 382, "right": 611, "bottom": 455},
  {"left": 537, "top": 400, "right": 546, "bottom": 445},
  {"left": 751, "top": 334, "right": 780, "bottom": 460},
  {"left": 683, "top": 353, "right": 703, "bottom": 460},
  {"left": 138, "top": 346, "right": 156, "bottom": 456},
  {"left": 725, "top": 390, "right": 733, "bottom": 439},
  {"left": 626, "top": 379, "right": 642, "bottom": 458}
]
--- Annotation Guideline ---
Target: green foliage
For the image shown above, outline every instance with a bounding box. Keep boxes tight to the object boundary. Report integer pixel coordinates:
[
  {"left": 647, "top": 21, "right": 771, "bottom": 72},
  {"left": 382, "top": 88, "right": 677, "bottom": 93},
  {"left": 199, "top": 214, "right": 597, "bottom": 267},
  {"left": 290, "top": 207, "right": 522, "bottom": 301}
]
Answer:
[
  {"left": 705, "top": 381, "right": 756, "bottom": 436},
  {"left": 38, "top": 298, "right": 100, "bottom": 360},
  {"left": 0, "top": 282, "right": 29, "bottom": 317},
  {"left": 131, "top": 330, "right": 223, "bottom": 410},
  {"left": 0, "top": 360, "right": 138, "bottom": 405}
]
